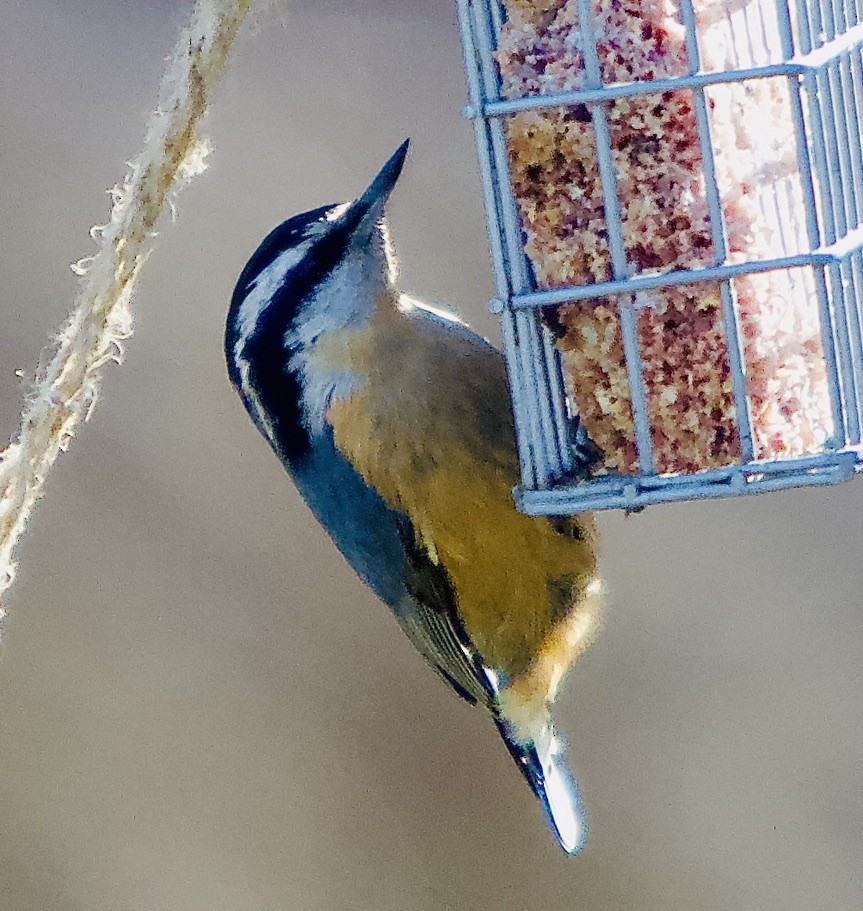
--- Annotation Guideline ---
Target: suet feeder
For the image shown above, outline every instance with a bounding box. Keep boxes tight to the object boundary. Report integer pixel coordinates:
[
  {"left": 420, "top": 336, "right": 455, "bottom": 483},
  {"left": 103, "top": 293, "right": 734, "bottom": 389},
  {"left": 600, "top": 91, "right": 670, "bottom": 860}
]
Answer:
[{"left": 457, "top": 0, "right": 863, "bottom": 514}]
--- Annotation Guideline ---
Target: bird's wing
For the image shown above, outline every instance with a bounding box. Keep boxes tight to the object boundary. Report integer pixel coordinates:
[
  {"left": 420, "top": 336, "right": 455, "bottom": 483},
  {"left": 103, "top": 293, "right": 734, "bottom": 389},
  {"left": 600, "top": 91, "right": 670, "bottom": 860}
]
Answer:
[
  {"left": 288, "top": 421, "right": 498, "bottom": 709},
  {"left": 393, "top": 515, "right": 498, "bottom": 707}
]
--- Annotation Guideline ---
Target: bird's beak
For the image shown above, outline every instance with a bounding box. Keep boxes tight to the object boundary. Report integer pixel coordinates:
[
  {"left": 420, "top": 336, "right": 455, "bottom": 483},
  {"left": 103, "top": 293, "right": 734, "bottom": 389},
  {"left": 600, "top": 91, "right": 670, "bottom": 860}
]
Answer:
[{"left": 345, "top": 139, "right": 410, "bottom": 230}]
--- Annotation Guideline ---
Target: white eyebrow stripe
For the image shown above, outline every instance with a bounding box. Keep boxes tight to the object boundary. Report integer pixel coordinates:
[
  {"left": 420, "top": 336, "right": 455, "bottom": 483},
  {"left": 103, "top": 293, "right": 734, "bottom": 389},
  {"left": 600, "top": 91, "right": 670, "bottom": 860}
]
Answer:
[
  {"left": 231, "top": 240, "right": 316, "bottom": 447},
  {"left": 234, "top": 240, "right": 316, "bottom": 344},
  {"left": 235, "top": 360, "right": 277, "bottom": 446},
  {"left": 326, "top": 202, "right": 351, "bottom": 221}
]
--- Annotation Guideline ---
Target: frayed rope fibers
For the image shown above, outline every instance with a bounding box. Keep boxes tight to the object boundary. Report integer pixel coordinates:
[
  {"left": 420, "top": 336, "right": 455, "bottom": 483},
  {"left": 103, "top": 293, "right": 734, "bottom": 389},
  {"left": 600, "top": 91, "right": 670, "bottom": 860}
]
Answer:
[{"left": 0, "top": 0, "right": 254, "bottom": 626}]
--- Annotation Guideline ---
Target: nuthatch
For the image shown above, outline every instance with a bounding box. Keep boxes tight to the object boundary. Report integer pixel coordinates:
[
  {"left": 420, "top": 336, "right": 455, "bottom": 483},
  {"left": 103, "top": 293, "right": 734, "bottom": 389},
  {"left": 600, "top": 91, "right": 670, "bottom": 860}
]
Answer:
[{"left": 225, "top": 140, "right": 603, "bottom": 854}]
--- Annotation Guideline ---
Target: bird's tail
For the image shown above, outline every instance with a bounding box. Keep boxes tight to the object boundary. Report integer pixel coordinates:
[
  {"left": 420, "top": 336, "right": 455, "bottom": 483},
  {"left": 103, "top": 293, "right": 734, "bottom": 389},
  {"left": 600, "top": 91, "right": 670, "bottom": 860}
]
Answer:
[{"left": 494, "top": 714, "right": 587, "bottom": 855}]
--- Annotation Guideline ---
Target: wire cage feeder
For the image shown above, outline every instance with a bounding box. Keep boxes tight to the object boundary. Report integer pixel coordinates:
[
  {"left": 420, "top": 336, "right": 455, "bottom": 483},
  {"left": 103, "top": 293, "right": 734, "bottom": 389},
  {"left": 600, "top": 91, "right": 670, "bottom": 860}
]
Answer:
[{"left": 457, "top": 0, "right": 863, "bottom": 514}]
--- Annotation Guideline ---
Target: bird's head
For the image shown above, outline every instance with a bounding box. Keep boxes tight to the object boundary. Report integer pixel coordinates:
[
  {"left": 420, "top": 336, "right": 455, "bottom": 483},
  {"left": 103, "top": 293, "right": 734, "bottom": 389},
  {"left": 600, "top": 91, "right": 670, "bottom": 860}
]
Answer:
[{"left": 226, "top": 139, "right": 410, "bottom": 385}]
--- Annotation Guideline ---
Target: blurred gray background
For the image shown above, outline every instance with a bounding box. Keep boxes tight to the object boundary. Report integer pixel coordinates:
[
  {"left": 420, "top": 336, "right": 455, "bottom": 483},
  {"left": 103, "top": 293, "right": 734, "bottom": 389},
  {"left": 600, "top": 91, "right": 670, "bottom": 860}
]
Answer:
[{"left": 1, "top": 2, "right": 861, "bottom": 909}]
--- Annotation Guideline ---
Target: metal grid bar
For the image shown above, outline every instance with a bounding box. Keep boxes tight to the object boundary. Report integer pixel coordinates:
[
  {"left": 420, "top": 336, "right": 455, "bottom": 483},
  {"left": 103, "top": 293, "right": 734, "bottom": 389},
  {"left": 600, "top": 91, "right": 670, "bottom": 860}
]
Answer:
[
  {"left": 776, "top": 0, "right": 848, "bottom": 448},
  {"left": 576, "top": 0, "right": 656, "bottom": 474},
  {"left": 517, "top": 452, "right": 858, "bottom": 515},
  {"left": 810, "top": 0, "right": 829, "bottom": 47},
  {"left": 457, "top": 0, "right": 538, "bottom": 487},
  {"left": 508, "top": 234, "right": 863, "bottom": 307},
  {"left": 842, "top": 52, "right": 863, "bottom": 211},
  {"left": 679, "top": 0, "right": 756, "bottom": 462},
  {"left": 803, "top": 8, "right": 860, "bottom": 443},
  {"left": 841, "top": 255, "right": 863, "bottom": 427},
  {"left": 457, "top": 0, "right": 863, "bottom": 513},
  {"left": 472, "top": 0, "right": 570, "bottom": 485},
  {"left": 542, "top": 329, "right": 575, "bottom": 469},
  {"left": 834, "top": 49, "right": 863, "bottom": 434},
  {"left": 464, "top": 24, "right": 863, "bottom": 119},
  {"left": 471, "top": 4, "right": 550, "bottom": 485},
  {"left": 821, "top": 69, "right": 850, "bottom": 238}
]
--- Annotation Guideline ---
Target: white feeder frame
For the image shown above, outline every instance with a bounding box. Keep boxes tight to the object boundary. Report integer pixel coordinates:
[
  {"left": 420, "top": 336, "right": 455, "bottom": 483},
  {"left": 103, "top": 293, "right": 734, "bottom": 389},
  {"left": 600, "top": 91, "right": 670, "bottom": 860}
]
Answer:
[{"left": 457, "top": 0, "right": 863, "bottom": 514}]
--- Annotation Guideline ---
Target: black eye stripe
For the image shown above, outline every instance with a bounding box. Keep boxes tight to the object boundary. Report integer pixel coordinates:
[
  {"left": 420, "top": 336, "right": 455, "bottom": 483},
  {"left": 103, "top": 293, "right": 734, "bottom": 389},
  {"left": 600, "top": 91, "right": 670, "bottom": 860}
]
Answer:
[
  {"left": 225, "top": 202, "right": 364, "bottom": 465},
  {"left": 233, "top": 204, "right": 337, "bottom": 295}
]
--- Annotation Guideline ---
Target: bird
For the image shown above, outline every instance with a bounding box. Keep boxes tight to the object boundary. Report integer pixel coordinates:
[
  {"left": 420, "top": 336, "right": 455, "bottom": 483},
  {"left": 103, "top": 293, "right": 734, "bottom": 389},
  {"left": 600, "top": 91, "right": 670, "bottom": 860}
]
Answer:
[{"left": 225, "top": 139, "right": 603, "bottom": 854}]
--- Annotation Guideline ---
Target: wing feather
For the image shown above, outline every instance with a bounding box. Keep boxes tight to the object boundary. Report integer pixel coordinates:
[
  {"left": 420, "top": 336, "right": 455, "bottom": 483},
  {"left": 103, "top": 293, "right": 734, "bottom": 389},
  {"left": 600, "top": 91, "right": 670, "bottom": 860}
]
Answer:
[{"left": 394, "top": 515, "right": 498, "bottom": 707}]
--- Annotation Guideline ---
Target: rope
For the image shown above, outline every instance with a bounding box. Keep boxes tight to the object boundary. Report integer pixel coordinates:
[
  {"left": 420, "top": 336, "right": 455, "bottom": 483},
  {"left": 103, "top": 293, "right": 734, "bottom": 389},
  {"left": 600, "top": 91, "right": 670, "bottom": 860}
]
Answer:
[{"left": 0, "top": 0, "right": 254, "bottom": 624}]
